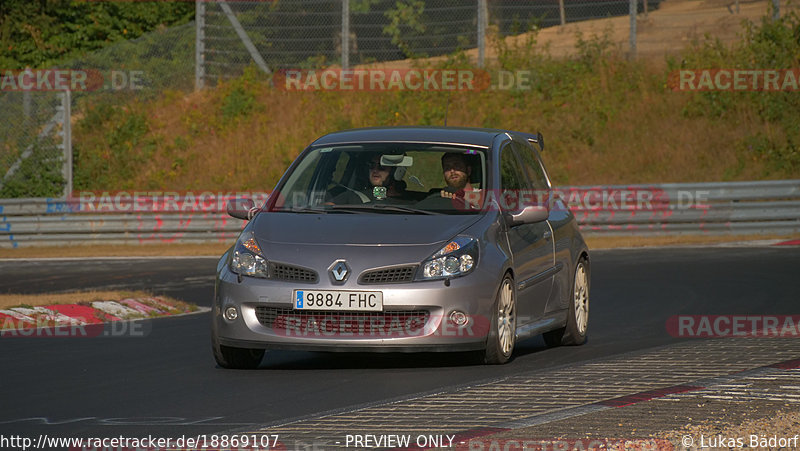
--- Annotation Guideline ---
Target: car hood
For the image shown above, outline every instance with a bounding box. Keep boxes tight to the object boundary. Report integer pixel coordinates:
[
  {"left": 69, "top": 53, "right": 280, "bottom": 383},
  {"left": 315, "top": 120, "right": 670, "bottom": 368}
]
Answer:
[{"left": 251, "top": 212, "right": 481, "bottom": 246}]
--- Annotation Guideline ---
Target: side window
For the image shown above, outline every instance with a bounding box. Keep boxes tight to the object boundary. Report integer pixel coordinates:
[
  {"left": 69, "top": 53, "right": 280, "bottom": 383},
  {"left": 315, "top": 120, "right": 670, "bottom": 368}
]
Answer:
[
  {"left": 272, "top": 150, "right": 323, "bottom": 209},
  {"left": 330, "top": 152, "right": 351, "bottom": 185},
  {"left": 500, "top": 143, "right": 526, "bottom": 211},
  {"left": 513, "top": 141, "right": 549, "bottom": 191}
]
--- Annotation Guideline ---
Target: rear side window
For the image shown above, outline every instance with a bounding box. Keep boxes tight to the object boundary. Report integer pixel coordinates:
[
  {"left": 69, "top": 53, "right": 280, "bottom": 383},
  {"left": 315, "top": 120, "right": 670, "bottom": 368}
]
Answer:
[
  {"left": 499, "top": 143, "right": 527, "bottom": 211},
  {"left": 513, "top": 141, "right": 549, "bottom": 191},
  {"left": 500, "top": 143, "right": 526, "bottom": 191}
]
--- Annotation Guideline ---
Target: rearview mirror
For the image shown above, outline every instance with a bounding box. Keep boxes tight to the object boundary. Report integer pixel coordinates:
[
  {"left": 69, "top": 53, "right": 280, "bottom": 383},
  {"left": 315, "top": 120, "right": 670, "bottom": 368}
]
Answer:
[
  {"left": 227, "top": 198, "right": 257, "bottom": 220},
  {"left": 381, "top": 154, "right": 413, "bottom": 167},
  {"left": 507, "top": 205, "right": 548, "bottom": 227}
]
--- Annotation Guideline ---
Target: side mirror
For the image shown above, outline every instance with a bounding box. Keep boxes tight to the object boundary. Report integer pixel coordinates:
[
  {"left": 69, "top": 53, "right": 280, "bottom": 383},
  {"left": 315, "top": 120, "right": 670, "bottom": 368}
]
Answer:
[
  {"left": 227, "top": 198, "right": 257, "bottom": 220},
  {"left": 506, "top": 205, "right": 548, "bottom": 227}
]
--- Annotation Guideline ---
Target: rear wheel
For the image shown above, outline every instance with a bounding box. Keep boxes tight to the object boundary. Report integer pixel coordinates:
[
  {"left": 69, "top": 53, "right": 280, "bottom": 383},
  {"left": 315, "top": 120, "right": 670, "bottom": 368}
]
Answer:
[
  {"left": 543, "top": 258, "right": 589, "bottom": 346},
  {"left": 212, "top": 328, "right": 264, "bottom": 369},
  {"left": 482, "top": 274, "right": 516, "bottom": 364}
]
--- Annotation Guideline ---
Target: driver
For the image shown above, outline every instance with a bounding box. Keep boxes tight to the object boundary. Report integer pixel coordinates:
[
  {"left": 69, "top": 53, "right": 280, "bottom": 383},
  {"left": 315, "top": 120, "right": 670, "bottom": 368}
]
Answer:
[
  {"left": 328, "top": 153, "right": 408, "bottom": 205},
  {"left": 366, "top": 154, "right": 406, "bottom": 201}
]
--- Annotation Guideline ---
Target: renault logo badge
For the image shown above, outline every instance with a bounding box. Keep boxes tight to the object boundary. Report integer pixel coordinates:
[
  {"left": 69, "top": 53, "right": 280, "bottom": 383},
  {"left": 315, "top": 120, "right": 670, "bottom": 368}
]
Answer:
[{"left": 329, "top": 260, "right": 350, "bottom": 284}]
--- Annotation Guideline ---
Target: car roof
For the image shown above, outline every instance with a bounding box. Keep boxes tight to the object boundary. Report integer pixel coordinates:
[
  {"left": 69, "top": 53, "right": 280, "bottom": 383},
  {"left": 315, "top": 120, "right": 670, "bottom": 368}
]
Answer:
[{"left": 311, "top": 126, "right": 531, "bottom": 149}]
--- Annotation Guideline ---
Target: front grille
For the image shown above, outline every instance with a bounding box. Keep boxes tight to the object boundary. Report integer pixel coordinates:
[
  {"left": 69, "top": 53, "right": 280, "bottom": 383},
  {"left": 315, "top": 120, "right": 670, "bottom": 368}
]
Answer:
[
  {"left": 255, "top": 307, "right": 430, "bottom": 337},
  {"left": 269, "top": 263, "right": 318, "bottom": 283},
  {"left": 359, "top": 265, "right": 417, "bottom": 284}
]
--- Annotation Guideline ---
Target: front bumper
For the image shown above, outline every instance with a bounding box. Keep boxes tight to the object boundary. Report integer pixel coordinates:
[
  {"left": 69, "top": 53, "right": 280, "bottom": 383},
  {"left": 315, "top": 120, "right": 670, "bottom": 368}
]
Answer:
[{"left": 213, "top": 265, "right": 498, "bottom": 352}]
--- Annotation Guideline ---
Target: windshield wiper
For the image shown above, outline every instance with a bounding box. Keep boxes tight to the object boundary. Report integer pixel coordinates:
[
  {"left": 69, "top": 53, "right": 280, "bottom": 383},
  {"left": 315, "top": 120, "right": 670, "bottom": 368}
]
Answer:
[
  {"left": 371, "top": 204, "right": 442, "bottom": 215},
  {"left": 328, "top": 204, "right": 441, "bottom": 215},
  {"left": 283, "top": 207, "right": 330, "bottom": 214}
]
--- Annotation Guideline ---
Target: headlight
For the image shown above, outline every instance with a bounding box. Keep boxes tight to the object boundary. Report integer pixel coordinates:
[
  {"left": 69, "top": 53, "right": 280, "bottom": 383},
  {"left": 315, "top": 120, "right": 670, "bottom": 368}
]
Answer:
[
  {"left": 417, "top": 236, "right": 478, "bottom": 281},
  {"left": 230, "top": 229, "right": 268, "bottom": 278}
]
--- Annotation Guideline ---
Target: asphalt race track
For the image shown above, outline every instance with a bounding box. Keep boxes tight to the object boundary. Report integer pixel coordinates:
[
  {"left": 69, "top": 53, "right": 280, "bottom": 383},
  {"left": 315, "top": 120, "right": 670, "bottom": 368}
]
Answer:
[{"left": 0, "top": 247, "right": 797, "bottom": 444}]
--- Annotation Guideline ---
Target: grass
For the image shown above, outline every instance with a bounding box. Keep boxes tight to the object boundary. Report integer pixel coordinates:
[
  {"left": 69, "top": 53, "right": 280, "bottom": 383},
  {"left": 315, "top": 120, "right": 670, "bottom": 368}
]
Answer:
[{"left": 68, "top": 12, "right": 800, "bottom": 195}]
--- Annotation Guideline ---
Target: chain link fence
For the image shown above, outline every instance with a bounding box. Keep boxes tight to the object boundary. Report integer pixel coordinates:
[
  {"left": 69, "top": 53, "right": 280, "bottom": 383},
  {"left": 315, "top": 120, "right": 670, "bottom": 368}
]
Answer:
[
  {"left": 198, "top": 0, "right": 651, "bottom": 86},
  {"left": 0, "top": 90, "right": 67, "bottom": 199},
  {"left": 489, "top": 0, "right": 639, "bottom": 33},
  {"left": 200, "top": 0, "right": 485, "bottom": 84},
  {"left": 198, "top": 0, "right": 798, "bottom": 86},
  {"left": 67, "top": 22, "right": 197, "bottom": 100},
  {"left": 0, "top": 22, "right": 195, "bottom": 199}
]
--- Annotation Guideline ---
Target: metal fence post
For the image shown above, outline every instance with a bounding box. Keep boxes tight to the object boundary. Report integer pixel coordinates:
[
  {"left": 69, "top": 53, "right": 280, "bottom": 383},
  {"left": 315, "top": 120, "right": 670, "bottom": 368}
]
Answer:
[
  {"left": 219, "top": 1, "right": 271, "bottom": 75},
  {"left": 559, "top": 0, "right": 566, "bottom": 26},
  {"left": 195, "top": 0, "right": 205, "bottom": 91},
  {"left": 478, "top": 0, "right": 487, "bottom": 68},
  {"left": 735, "top": 0, "right": 740, "bottom": 14},
  {"left": 342, "top": 0, "right": 350, "bottom": 70},
  {"left": 773, "top": 0, "right": 780, "bottom": 20},
  {"left": 62, "top": 90, "right": 72, "bottom": 199},
  {"left": 629, "top": 0, "right": 637, "bottom": 58}
]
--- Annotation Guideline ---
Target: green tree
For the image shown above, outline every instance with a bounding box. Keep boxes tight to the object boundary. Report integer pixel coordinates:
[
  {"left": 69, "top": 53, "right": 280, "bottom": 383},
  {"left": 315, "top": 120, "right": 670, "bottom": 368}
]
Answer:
[
  {"left": 383, "top": 0, "right": 426, "bottom": 58},
  {"left": 0, "top": 0, "right": 194, "bottom": 69}
]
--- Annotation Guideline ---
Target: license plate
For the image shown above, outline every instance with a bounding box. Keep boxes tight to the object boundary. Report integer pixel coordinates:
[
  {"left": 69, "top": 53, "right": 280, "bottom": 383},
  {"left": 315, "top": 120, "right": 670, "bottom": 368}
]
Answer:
[{"left": 294, "top": 290, "right": 383, "bottom": 312}]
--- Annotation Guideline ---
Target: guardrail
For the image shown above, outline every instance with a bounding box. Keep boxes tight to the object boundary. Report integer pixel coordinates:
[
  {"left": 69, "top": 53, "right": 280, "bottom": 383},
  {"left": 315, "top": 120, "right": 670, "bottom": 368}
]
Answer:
[
  {"left": 557, "top": 180, "right": 800, "bottom": 235},
  {"left": 0, "top": 180, "right": 798, "bottom": 247}
]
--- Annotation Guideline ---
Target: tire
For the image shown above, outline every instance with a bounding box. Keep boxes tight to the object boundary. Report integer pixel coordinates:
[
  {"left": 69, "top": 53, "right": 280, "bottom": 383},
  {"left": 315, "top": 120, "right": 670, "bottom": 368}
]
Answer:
[
  {"left": 212, "top": 328, "right": 264, "bottom": 369},
  {"left": 543, "top": 257, "right": 590, "bottom": 347},
  {"left": 482, "top": 274, "right": 516, "bottom": 365}
]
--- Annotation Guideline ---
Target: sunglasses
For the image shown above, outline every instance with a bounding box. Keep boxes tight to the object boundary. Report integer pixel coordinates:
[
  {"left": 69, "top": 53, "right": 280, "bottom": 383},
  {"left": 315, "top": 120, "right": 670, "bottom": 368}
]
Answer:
[
  {"left": 367, "top": 161, "right": 388, "bottom": 171},
  {"left": 443, "top": 163, "right": 467, "bottom": 172}
]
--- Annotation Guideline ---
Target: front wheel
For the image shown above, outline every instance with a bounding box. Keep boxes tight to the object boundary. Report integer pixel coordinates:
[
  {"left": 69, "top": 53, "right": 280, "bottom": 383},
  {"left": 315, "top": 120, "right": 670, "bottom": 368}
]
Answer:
[
  {"left": 482, "top": 274, "right": 516, "bottom": 364},
  {"left": 543, "top": 258, "right": 589, "bottom": 346}
]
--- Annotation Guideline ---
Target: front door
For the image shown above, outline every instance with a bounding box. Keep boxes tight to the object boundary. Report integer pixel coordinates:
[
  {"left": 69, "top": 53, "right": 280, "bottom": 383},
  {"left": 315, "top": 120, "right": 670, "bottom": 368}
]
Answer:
[{"left": 500, "top": 142, "right": 554, "bottom": 326}]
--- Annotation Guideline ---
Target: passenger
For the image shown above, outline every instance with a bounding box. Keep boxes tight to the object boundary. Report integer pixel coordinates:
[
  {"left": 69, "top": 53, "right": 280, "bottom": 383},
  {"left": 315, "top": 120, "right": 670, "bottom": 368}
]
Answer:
[{"left": 438, "top": 153, "right": 481, "bottom": 208}]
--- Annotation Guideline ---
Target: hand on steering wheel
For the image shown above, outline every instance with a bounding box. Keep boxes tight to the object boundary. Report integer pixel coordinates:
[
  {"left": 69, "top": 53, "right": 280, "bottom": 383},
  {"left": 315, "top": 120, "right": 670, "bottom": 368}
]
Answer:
[{"left": 440, "top": 189, "right": 469, "bottom": 210}]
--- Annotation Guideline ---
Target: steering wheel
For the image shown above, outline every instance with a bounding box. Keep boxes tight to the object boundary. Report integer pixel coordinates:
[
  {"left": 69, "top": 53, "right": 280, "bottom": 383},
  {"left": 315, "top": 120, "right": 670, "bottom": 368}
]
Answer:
[{"left": 331, "top": 183, "right": 370, "bottom": 203}]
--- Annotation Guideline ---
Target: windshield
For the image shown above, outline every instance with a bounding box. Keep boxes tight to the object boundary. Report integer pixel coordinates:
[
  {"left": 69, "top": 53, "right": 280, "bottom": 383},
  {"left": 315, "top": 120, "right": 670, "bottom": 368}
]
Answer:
[{"left": 270, "top": 143, "right": 486, "bottom": 215}]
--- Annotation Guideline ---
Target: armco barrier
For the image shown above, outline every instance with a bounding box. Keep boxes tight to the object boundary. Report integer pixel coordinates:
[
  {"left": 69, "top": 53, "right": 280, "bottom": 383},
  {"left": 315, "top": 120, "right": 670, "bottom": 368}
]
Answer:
[
  {"left": 0, "top": 180, "right": 798, "bottom": 248},
  {"left": 558, "top": 180, "right": 800, "bottom": 235}
]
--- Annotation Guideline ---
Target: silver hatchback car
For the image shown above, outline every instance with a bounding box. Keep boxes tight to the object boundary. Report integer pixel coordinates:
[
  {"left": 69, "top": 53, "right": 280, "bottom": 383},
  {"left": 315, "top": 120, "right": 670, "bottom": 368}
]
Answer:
[{"left": 212, "top": 127, "right": 590, "bottom": 368}]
